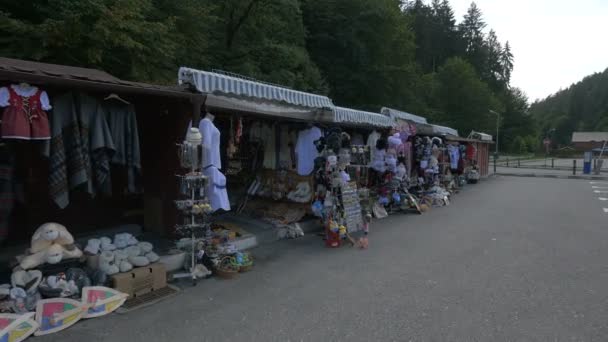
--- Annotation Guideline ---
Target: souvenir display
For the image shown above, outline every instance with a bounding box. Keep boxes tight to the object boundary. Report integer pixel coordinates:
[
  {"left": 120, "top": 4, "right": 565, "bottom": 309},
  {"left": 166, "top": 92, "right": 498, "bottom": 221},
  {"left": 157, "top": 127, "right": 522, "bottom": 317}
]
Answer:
[
  {"left": 0, "top": 61, "right": 494, "bottom": 342},
  {"left": 173, "top": 127, "right": 212, "bottom": 285},
  {"left": 341, "top": 182, "right": 363, "bottom": 233}
]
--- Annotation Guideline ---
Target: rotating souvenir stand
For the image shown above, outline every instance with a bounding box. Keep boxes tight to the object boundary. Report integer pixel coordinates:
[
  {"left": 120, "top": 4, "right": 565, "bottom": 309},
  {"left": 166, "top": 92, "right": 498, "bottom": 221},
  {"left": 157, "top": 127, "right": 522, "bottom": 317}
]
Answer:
[
  {"left": 322, "top": 150, "right": 363, "bottom": 248},
  {"left": 173, "top": 133, "right": 213, "bottom": 285}
]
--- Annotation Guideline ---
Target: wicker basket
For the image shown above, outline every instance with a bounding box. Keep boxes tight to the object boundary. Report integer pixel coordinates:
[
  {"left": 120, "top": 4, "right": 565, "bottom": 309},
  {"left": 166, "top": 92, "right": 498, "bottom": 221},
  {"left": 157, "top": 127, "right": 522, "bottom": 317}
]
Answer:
[
  {"left": 215, "top": 268, "right": 238, "bottom": 279},
  {"left": 239, "top": 264, "right": 253, "bottom": 273}
]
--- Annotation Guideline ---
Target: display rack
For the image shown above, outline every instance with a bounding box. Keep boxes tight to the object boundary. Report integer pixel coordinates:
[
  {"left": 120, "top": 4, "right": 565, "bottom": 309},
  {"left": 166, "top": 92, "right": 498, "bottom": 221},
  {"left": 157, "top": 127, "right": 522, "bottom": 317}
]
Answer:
[{"left": 173, "top": 129, "right": 212, "bottom": 285}]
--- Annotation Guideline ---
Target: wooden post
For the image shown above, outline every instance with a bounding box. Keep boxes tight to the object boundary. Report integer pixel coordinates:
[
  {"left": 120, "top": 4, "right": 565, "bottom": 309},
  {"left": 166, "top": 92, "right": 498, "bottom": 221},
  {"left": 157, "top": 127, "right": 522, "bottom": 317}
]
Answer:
[{"left": 573, "top": 160, "right": 576, "bottom": 175}]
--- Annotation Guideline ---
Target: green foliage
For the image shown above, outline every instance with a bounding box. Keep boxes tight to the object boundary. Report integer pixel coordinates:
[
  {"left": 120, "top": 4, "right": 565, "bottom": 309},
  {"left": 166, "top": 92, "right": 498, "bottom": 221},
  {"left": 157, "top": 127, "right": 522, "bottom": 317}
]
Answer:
[
  {"left": 303, "top": 0, "right": 417, "bottom": 108},
  {"left": 0, "top": 0, "right": 534, "bottom": 150},
  {"left": 531, "top": 68, "right": 608, "bottom": 146},
  {"left": 511, "top": 136, "right": 527, "bottom": 154},
  {"left": 433, "top": 57, "right": 499, "bottom": 135},
  {"left": 524, "top": 135, "right": 538, "bottom": 153},
  {"left": 0, "top": 0, "right": 183, "bottom": 82}
]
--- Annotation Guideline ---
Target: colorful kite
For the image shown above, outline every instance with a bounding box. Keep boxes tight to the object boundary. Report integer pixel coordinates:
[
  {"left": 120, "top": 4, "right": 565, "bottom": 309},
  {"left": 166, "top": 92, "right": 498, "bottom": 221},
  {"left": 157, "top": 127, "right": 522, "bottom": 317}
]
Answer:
[
  {"left": 0, "top": 313, "right": 39, "bottom": 342},
  {"left": 34, "top": 298, "right": 84, "bottom": 336},
  {"left": 81, "top": 287, "right": 128, "bottom": 318}
]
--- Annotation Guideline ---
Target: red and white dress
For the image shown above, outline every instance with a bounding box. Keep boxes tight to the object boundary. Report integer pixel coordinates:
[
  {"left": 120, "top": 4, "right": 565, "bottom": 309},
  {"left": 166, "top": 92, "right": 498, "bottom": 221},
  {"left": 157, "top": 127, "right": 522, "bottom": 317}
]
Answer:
[{"left": 0, "top": 84, "right": 51, "bottom": 140}]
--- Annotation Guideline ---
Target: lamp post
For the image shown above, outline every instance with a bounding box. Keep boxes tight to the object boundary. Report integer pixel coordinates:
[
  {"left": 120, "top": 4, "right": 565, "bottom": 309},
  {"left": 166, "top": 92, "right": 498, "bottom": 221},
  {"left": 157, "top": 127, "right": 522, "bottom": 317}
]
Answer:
[{"left": 489, "top": 110, "right": 500, "bottom": 156}]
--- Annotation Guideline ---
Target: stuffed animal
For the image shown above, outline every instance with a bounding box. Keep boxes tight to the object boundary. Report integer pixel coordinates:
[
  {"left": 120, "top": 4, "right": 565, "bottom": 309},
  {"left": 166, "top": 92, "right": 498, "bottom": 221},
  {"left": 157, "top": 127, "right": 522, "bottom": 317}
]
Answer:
[
  {"left": 125, "top": 245, "right": 149, "bottom": 267},
  {"left": 84, "top": 238, "right": 101, "bottom": 255},
  {"left": 11, "top": 270, "right": 42, "bottom": 293},
  {"left": 98, "top": 251, "right": 119, "bottom": 275},
  {"left": 0, "top": 284, "right": 9, "bottom": 299},
  {"left": 114, "top": 250, "right": 133, "bottom": 273},
  {"left": 45, "top": 275, "right": 79, "bottom": 297},
  {"left": 30, "top": 223, "right": 74, "bottom": 254},
  {"left": 114, "top": 233, "right": 138, "bottom": 249},
  {"left": 100, "top": 237, "right": 116, "bottom": 251},
  {"left": 19, "top": 244, "right": 83, "bottom": 270},
  {"left": 138, "top": 242, "right": 159, "bottom": 263}
]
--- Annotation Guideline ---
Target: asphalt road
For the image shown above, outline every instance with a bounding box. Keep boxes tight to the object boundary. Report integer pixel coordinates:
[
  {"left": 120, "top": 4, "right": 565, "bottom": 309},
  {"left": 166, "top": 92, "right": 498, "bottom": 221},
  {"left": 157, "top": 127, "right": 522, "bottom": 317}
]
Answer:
[{"left": 39, "top": 176, "right": 608, "bottom": 341}]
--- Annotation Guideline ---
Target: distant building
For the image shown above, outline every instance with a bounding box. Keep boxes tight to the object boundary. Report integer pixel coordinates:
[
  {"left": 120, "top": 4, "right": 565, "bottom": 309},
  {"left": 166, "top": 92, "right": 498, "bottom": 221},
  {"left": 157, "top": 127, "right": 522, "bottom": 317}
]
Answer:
[{"left": 571, "top": 132, "right": 608, "bottom": 151}]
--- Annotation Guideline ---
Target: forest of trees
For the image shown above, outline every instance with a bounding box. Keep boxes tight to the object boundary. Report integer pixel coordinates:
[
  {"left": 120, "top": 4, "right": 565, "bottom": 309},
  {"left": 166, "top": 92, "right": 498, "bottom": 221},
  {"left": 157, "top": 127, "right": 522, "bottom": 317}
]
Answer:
[
  {"left": 530, "top": 68, "right": 608, "bottom": 147},
  {"left": 0, "top": 0, "right": 538, "bottom": 152}
]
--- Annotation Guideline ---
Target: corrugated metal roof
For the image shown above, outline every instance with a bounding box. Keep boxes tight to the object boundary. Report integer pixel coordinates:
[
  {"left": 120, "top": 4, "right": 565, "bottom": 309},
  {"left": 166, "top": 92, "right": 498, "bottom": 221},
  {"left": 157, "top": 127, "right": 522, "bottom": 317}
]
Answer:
[
  {"left": 571, "top": 132, "right": 608, "bottom": 142},
  {"left": 178, "top": 67, "right": 334, "bottom": 109},
  {"left": 445, "top": 134, "right": 477, "bottom": 142},
  {"left": 205, "top": 93, "right": 330, "bottom": 122},
  {"left": 0, "top": 57, "right": 200, "bottom": 98},
  {"left": 470, "top": 131, "right": 493, "bottom": 141},
  {"left": 333, "top": 107, "right": 395, "bottom": 128},
  {"left": 431, "top": 124, "right": 459, "bottom": 136},
  {"left": 380, "top": 107, "right": 428, "bottom": 124}
]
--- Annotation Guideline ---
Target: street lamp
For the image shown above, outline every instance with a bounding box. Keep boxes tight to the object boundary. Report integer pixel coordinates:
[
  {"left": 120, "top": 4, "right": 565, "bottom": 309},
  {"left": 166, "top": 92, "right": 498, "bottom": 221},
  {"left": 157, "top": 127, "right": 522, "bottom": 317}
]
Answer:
[{"left": 489, "top": 110, "right": 500, "bottom": 156}]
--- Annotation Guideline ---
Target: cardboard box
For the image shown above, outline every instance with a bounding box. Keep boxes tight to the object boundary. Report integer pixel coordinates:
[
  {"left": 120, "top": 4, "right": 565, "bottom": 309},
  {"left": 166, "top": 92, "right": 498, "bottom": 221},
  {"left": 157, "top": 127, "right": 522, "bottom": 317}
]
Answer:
[{"left": 112, "top": 263, "right": 167, "bottom": 298}]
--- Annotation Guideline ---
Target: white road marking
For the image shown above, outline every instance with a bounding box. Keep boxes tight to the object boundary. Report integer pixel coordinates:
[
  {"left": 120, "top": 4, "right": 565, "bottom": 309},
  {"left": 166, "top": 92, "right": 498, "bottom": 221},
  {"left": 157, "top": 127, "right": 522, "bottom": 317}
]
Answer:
[
  {"left": 604, "top": 208, "right": 608, "bottom": 213},
  {"left": 590, "top": 181, "right": 608, "bottom": 184},
  {"left": 594, "top": 190, "right": 608, "bottom": 193},
  {"left": 599, "top": 198, "right": 608, "bottom": 201},
  {"left": 592, "top": 186, "right": 608, "bottom": 189}
]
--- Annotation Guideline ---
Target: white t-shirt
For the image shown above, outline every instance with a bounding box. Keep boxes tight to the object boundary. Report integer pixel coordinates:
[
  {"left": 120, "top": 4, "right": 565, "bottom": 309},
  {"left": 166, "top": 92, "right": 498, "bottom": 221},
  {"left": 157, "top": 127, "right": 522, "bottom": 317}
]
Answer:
[
  {"left": 367, "top": 130, "right": 381, "bottom": 161},
  {"left": 295, "top": 126, "right": 322, "bottom": 176},
  {"left": 198, "top": 118, "right": 221, "bottom": 169}
]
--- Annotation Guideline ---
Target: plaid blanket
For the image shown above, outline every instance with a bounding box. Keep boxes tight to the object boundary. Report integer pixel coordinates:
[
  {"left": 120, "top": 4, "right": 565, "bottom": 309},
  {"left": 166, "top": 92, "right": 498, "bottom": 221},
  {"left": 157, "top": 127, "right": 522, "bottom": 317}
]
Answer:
[{"left": 46, "top": 93, "right": 89, "bottom": 209}]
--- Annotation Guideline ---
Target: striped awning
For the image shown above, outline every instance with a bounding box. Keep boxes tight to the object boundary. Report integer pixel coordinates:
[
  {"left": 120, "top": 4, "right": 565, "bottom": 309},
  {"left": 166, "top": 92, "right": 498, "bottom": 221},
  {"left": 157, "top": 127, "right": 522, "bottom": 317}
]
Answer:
[
  {"left": 431, "top": 124, "right": 459, "bottom": 136},
  {"left": 178, "top": 67, "right": 334, "bottom": 109},
  {"left": 333, "top": 106, "right": 395, "bottom": 128},
  {"left": 380, "top": 107, "right": 428, "bottom": 124}
]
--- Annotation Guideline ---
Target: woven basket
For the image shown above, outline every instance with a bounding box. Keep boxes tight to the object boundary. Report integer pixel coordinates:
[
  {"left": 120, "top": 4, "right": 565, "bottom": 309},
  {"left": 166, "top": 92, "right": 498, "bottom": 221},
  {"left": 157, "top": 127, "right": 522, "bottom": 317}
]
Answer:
[
  {"left": 239, "top": 264, "right": 253, "bottom": 273},
  {"left": 215, "top": 268, "right": 238, "bottom": 279}
]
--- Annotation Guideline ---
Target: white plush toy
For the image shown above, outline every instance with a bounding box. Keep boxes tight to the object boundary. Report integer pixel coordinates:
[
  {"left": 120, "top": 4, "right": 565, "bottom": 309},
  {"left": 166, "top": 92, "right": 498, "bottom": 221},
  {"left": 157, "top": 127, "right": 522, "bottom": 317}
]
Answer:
[
  {"left": 20, "top": 244, "right": 83, "bottom": 270},
  {"left": 46, "top": 276, "right": 79, "bottom": 297},
  {"left": 30, "top": 222, "right": 74, "bottom": 254},
  {"left": 138, "top": 242, "right": 153, "bottom": 253},
  {"left": 98, "top": 251, "right": 119, "bottom": 275},
  {"left": 114, "top": 233, "right": 128, "bottom": 249},
  {"left": 100, "top": 237, "right": 116, "bottom": 251},
  {"left": 84, "top": 238, "right": 101, "bottom": 255},
  {"left": 114, "top": 250, "right": 133, "bottom": 273},
  {"left": 146, "top": 252, "right": 160, "bottom": 263},
  {"left": 124, "top": 245, "right": 149, "bottom": 267},
  {"left": 138, "top": 242, "right": 160, "bottom": 263}
]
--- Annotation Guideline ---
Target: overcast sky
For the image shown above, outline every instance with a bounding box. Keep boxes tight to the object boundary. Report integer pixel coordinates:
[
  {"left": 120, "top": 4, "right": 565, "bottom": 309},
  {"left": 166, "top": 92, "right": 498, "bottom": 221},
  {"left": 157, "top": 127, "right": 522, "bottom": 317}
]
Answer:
[{"left": 446, "top": 0, "right": 608, "bottom": 101}]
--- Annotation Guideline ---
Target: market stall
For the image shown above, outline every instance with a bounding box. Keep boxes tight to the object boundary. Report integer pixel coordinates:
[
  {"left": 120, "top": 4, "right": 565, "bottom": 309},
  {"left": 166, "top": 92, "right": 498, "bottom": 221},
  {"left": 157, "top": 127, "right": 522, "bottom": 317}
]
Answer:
[
  {"left": 178, "top": 67, "right": 336, "bottom": 239},
  {"left": 0, "top": 57, "right": 223, "bottom": 338},
  {"left": 467, "top": 131, "right": 494, "bottom": 178}
]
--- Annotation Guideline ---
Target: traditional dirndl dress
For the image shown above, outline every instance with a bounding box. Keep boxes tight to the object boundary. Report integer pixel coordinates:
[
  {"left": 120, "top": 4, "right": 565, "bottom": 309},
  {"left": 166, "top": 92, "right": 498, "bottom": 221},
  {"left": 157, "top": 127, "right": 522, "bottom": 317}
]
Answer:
[{"left": 0, "top": 84, "right": 51, "bottom": 140}]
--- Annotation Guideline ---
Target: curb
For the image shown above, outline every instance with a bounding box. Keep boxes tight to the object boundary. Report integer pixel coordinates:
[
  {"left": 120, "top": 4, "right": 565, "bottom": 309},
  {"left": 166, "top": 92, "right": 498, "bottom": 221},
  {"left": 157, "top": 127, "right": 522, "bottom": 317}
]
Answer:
[{"left": 495, "top": 173, "right": 608, "bottom": 181}]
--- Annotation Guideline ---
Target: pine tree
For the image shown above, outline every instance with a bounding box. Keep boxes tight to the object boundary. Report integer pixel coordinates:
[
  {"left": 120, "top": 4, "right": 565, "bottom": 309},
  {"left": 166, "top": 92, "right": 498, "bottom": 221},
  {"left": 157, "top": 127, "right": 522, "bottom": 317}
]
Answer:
[
  {"left": 501, "top": 41, "right": 514, "bottom": 84},
  {"left": 486, "top": 29, "right": 504, "bottom": 90},
  {"left": 459, "top": 2, "right": 488, "bottom": 77}
]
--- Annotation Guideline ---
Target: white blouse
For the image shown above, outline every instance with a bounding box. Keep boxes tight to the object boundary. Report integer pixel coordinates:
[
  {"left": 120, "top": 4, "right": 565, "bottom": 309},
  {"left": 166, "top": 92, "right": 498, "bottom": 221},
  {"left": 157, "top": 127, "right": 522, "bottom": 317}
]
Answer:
[{"left": 0, "top": 84, "right": 52, "bottom": 110}]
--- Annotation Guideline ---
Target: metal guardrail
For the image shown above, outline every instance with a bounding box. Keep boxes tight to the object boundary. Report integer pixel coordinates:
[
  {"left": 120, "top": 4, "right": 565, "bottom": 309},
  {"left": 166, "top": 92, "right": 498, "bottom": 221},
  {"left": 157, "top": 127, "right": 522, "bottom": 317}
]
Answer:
[{"left": 493, "top": 157, "right": 607, "bottom": 175}]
